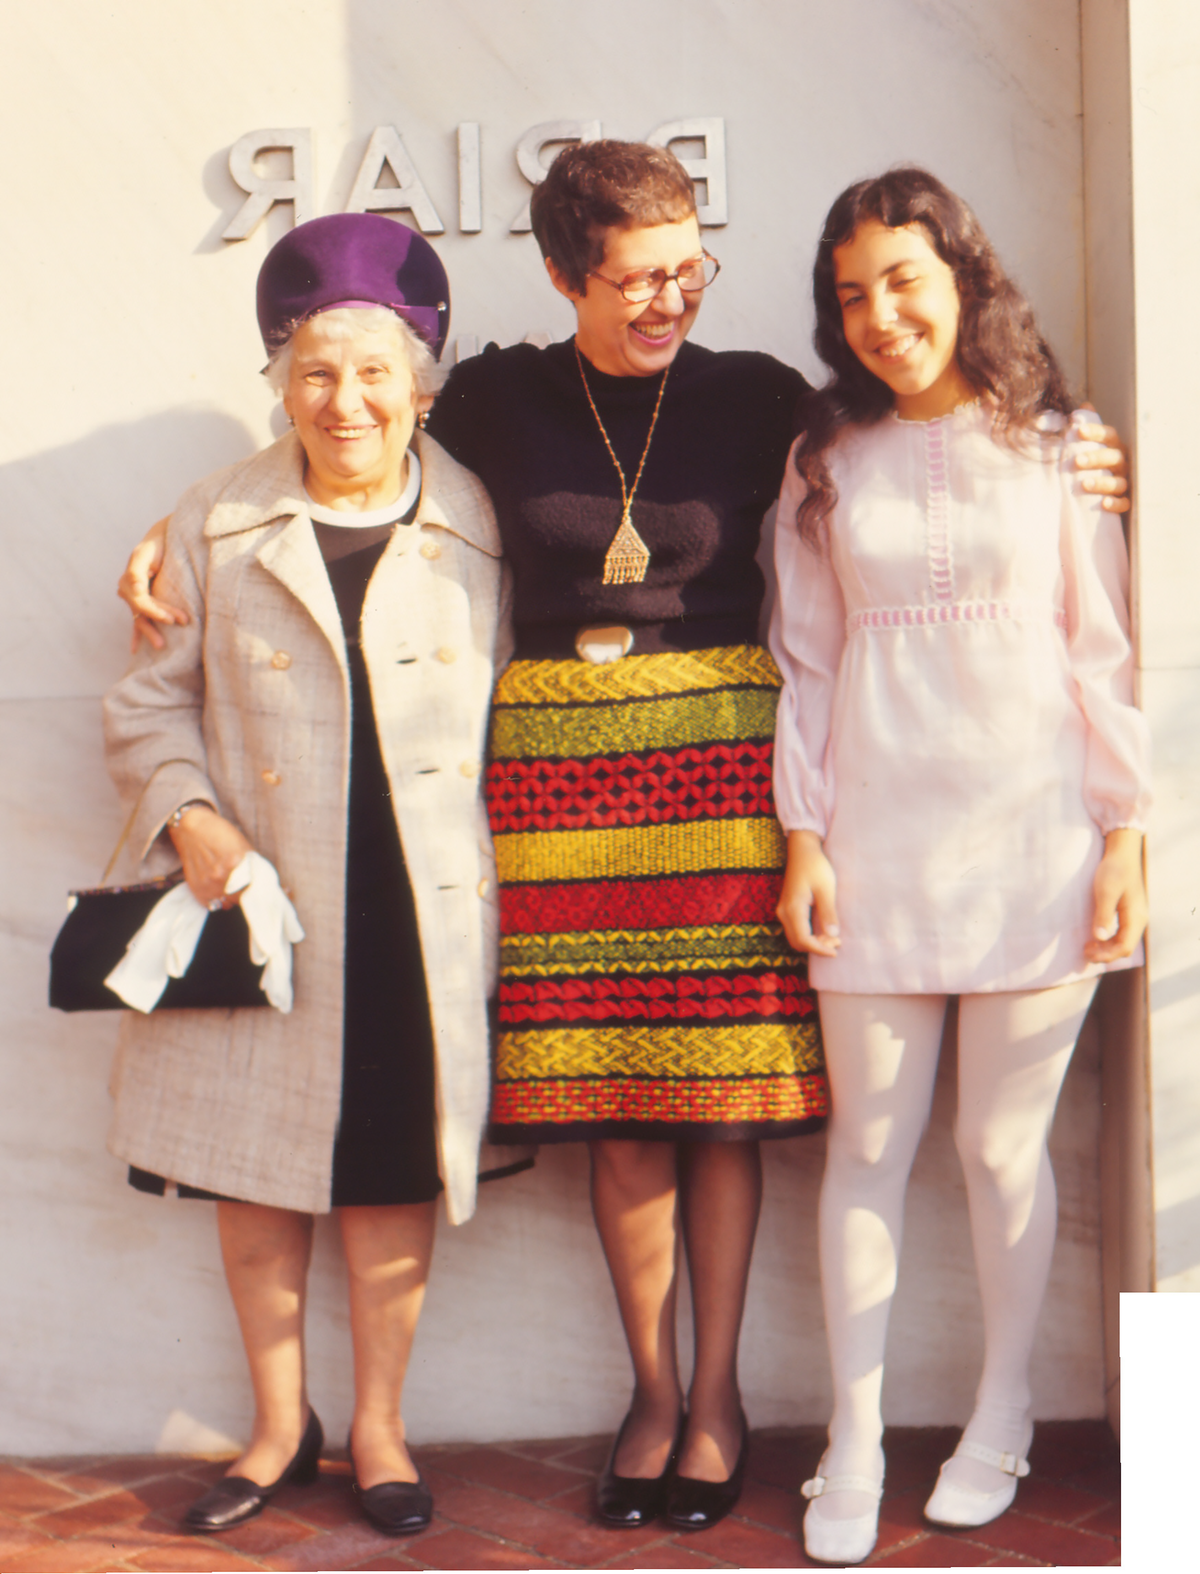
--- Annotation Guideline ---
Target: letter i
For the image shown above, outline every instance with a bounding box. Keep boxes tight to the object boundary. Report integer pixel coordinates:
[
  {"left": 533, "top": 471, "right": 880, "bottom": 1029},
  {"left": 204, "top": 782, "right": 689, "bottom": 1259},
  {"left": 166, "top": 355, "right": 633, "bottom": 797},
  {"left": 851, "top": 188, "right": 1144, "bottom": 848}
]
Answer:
[{"left": 458, "top": 123, "right": 482, "bottom": 233}]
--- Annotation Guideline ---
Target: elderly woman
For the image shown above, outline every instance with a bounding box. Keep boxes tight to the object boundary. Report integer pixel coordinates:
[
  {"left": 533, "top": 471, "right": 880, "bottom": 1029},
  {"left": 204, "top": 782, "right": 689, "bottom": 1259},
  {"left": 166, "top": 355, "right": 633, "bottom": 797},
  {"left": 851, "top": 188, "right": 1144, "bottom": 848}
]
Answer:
[
  {"left": 103, "top": 212, "right": 508, "bottom": 1536},
  {"left": 120, "top": 145, "right": 1130, "bottom": 1535}
]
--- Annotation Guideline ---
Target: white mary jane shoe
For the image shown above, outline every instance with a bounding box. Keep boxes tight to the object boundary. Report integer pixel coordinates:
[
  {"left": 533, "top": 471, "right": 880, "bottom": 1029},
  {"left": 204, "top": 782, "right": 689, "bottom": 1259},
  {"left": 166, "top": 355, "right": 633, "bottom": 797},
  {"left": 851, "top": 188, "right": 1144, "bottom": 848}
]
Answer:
[
  {"left": 801, "top": 1462, "right": 884, "bottom": 1566},
  {"left": 923, "top": 1437, "right": 1031, "bottom": 1528}
]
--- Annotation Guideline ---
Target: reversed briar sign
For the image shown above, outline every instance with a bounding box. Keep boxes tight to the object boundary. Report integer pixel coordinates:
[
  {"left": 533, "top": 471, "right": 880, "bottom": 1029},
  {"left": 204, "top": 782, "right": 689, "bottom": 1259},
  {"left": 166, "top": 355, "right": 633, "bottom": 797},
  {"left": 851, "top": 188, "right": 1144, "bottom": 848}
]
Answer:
[{"left": 220, "top": 119, "right": 728, "bottom": 241}]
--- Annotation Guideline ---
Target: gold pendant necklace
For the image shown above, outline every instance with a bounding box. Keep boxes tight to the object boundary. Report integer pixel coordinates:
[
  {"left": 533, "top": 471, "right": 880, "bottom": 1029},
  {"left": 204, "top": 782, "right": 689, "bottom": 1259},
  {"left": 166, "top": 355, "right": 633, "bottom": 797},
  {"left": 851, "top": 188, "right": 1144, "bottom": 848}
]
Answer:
[{"left": 575, "top": 343, "right": 671, "bottom": 585}]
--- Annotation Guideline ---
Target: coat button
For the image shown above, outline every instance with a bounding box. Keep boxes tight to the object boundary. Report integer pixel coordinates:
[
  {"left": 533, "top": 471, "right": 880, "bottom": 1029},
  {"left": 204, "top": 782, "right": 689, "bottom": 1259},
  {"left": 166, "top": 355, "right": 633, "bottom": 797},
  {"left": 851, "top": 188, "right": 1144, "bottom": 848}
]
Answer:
[
  {"left": 477, "top": 878, "right": 490, "bottom": 898},
  {"left": 459, "top": 760, "right": 480, "bottom": 778},
  {"left": 261, "top": 769, "right": 282, "bottom": 786},
  {"left": 420, "top": 540, "right": 442, "bottom": 560},
  {"left": 270, "top": 651, "right": 292, "bottom": 670},
  {"left": 436, "top": 647, "right": 457, "bottom": 664}
]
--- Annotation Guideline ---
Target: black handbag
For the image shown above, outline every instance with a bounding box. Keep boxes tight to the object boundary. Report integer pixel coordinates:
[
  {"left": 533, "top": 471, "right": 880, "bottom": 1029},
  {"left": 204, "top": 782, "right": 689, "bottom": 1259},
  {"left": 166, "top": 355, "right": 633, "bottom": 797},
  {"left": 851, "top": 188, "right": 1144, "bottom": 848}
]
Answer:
[
  {"left": 49, "top": 762, "right": 269, "bottom": 1012},
  {"left": 49, "top": 875, "right": 268, "bottom": 1011}
]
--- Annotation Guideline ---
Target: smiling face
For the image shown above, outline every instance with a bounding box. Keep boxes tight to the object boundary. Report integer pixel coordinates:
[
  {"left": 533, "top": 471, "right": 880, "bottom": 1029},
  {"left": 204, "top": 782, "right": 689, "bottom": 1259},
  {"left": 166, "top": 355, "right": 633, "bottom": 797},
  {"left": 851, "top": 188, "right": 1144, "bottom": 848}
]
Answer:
[
  {"left": 282, "top": 313, "right": 432, "bottom": 507},
  {"left": 832, "top": 219, "right": 975, "bottom": 421},
  {"left": 550, "top": 216, "right": 705, "bottom": 378}
]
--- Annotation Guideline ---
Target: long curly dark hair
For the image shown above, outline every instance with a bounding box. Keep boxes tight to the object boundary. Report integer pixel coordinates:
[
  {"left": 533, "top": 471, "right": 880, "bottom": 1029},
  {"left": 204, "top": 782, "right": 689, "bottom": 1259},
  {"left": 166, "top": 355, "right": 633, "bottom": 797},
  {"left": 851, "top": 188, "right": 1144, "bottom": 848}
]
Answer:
[{"left": 794, "top": 167, "right": 1074, "bottom": 546}]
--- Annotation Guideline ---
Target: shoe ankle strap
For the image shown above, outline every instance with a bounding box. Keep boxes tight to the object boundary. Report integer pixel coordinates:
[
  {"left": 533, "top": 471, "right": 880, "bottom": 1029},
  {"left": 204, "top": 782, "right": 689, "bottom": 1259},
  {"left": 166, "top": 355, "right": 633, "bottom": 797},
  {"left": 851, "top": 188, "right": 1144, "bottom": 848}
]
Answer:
[
  {"left": 954, "top": 1439, "right": 1031, "bottom": 1477},
  {"left": 802, "top": 1471, "right": 884, "bottom": 1500}
]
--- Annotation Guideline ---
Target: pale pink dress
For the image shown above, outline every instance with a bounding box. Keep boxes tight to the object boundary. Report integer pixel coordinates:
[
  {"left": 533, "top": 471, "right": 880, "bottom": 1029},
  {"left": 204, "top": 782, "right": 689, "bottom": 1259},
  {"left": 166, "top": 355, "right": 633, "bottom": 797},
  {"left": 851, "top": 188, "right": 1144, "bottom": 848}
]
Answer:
[{"left": 769, "top": 404, "right": 1152, "bottom": 995}]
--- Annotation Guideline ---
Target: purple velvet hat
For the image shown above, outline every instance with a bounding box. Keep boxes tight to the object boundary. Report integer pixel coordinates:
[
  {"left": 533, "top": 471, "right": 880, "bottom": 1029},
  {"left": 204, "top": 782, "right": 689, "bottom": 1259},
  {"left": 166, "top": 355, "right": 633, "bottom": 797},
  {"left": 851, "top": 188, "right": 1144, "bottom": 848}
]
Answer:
[{"left": 257, "top": 213, "right": 451, "bottom": 359}]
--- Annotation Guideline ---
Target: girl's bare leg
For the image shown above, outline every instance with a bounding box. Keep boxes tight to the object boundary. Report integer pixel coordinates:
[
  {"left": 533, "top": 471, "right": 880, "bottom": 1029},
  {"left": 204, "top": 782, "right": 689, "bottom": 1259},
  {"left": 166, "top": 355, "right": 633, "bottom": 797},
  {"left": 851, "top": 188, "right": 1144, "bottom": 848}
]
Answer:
[{"left": 339, "top": 1201, "right": 437, "bottom": 1489}]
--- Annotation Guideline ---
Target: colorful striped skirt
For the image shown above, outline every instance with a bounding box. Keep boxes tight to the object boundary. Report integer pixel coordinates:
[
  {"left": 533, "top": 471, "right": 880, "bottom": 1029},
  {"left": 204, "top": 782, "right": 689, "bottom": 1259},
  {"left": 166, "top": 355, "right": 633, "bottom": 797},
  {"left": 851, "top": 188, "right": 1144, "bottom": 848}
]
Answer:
[{"left": 485, "top": 644, "right": 828, "bottom": 1143}]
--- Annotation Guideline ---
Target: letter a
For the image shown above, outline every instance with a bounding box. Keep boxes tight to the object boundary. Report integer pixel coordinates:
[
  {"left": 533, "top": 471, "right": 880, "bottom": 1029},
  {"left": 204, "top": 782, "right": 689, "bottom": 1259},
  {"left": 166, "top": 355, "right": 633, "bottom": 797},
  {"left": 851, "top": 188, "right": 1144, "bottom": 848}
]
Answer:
[{"left": 345, "top": 127, "right": 445, "bottom": 234}]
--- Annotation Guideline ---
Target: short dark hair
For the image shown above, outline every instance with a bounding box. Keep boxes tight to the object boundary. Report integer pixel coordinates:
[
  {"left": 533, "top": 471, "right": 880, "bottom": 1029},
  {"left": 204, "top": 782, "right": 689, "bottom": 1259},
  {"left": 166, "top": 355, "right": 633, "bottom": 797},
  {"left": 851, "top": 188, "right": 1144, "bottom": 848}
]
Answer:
[{"left": 530, "top": 140, "right": 697, "bottom": 294}]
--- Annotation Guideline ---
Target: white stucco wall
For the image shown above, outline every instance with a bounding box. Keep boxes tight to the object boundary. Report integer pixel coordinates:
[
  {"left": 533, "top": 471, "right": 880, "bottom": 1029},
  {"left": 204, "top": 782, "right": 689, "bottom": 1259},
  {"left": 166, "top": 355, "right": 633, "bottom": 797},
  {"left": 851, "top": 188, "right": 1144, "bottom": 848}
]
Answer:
[
  {"left": 1123, "top": 0, "right": 1200, "bottom": 1293},
  {"left": 0, "top": 0, "right": 1109, "bottom": 1454}
]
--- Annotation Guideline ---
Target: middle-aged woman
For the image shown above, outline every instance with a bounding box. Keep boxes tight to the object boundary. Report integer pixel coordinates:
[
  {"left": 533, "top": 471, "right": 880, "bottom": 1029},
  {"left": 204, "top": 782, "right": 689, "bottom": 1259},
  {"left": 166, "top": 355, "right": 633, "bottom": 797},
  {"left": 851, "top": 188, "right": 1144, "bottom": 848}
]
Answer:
[
  {"left": 119, "top": 142, "right": 1131, "bottom": 1534},
  {"left": 103, "top": 212, "right": 510, "bottom": 1538}
]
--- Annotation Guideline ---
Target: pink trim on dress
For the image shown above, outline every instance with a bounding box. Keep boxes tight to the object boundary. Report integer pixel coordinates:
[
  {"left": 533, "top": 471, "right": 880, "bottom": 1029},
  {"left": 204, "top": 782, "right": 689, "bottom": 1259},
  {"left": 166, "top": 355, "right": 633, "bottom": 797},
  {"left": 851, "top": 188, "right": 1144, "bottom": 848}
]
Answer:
[
  {"left": 846, "top": 602, "right": 1068, "bottom": 634},
  {"left": 925, "top": 422, "right": 955, "bottom": 603}
]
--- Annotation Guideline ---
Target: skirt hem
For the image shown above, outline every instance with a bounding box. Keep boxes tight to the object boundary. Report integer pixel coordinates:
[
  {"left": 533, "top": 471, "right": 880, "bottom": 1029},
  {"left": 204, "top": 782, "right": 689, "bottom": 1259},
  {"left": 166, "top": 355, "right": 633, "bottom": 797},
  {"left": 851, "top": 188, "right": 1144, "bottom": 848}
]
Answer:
[{"left": 487, "top": 1116, "right": 825, "bottom": 1145}]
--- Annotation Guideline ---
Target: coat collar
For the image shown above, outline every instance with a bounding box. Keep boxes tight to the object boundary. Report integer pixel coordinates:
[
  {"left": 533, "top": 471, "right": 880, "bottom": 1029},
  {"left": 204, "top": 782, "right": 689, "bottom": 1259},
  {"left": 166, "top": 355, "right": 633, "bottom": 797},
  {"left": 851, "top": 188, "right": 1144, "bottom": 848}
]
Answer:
[
  {"left": 202, "top": 431, "right": 310, "bottom": 539},
  {"left": 411, "top": 429, "right": 502, "bottom": 558},
  {"left": 202, "top": 428, "right": 500, "bottom": 557}
]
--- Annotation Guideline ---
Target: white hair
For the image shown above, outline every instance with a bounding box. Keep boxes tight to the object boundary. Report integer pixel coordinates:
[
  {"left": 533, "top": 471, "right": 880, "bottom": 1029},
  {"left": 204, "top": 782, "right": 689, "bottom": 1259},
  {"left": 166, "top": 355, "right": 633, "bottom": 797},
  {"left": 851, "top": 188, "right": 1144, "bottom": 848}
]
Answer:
[{"left": 264, "top": 306, "right": 445, "bottom": 397}]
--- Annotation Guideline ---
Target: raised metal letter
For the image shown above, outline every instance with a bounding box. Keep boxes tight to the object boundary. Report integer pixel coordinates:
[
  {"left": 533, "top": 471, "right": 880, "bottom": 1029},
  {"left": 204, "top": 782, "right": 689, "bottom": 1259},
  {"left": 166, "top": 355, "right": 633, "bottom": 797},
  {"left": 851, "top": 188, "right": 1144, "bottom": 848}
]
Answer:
[
  {"left": 458, "top": 123, "right": 482, "bottom": 233},
  {"left": 223, "top": 129, "right": 314, "bottom": 241},
  {"left": 646, "top": 117, "right": 727, "bottom": 226},
  {"left": 345, "top": 127, "right": 445, "bottom": 234},
  {"left": 510, "top": 120, "right": 602, "bottom": 233}
]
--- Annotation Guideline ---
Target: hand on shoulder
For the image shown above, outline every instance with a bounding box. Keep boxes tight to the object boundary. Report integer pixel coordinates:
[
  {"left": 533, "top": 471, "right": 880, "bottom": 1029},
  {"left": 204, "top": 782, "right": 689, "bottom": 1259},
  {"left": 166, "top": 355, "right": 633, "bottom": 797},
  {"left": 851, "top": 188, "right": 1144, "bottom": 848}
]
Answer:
[{"left": 118, "top": 516, "right": 188, "bottom": 651}]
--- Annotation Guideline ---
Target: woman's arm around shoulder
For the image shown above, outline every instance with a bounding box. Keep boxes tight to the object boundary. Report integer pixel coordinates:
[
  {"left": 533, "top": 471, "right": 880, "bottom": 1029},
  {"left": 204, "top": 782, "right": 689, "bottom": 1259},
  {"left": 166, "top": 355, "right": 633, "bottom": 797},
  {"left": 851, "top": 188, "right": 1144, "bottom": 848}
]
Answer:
[
  {"left": 424, "top": 340, "right": 535, "bottom": 474},
  {"left": 116, "top": 449, "right": 266, "bottom": 647}
]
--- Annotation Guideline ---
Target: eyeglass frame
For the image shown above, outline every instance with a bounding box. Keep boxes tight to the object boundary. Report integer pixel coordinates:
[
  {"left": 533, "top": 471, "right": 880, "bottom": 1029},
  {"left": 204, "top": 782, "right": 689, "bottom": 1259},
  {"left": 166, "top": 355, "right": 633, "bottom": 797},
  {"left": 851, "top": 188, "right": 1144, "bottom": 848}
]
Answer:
[{"left": 586, "top": 250, "right": 722, "bottom": 304}]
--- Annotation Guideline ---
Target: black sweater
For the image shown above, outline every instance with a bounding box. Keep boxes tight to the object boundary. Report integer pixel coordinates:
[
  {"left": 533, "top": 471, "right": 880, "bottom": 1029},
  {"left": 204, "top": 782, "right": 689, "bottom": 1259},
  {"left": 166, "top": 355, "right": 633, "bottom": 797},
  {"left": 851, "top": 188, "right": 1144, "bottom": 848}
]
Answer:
[{"left": 427, "top": 338, "right": 808, "bottom": 656}]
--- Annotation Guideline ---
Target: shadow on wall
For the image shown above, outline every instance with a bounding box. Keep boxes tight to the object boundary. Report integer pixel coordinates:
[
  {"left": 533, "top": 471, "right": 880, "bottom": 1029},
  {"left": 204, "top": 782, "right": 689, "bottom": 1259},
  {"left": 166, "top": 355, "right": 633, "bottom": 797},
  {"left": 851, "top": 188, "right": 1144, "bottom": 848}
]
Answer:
[{"left": 0, "top": 409, "right": 259, "bottom": 704}]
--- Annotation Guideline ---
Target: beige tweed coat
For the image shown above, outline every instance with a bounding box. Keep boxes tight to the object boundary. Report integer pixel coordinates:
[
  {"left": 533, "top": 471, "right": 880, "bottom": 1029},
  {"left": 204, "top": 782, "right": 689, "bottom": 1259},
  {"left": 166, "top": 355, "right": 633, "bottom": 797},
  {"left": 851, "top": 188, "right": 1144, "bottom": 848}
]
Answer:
[{"left": 103, "top": 429, "right": 512, "bottom": 1223}]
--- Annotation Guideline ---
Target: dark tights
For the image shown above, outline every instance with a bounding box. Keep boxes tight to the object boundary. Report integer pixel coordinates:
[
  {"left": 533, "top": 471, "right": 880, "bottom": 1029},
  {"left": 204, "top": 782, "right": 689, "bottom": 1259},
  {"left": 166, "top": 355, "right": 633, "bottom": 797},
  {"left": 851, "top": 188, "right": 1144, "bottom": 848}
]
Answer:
[{"left": 589, "top": 1138, "right": 761, "bottom": 1481}]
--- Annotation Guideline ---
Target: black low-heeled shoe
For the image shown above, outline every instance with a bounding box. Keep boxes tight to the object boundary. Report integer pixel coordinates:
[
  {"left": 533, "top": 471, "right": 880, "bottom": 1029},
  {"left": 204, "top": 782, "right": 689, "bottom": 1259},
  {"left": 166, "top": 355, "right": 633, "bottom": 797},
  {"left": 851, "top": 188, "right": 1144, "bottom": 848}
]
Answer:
[
  {"left": 183, "top": 1408, "right": 324, "bottom": 1533},
  {"left": 349, "top": 1434, "right": 433, "bottom": 1536},
  {"left": 355, "top": 1475, "right": 434, "bottom": 1535},
  {"left": 664, "top": 1412, "right": 750, "bottom": 1532},
  {"left": 596, "top": 1411, "right": 683, "bottom": 1529}
]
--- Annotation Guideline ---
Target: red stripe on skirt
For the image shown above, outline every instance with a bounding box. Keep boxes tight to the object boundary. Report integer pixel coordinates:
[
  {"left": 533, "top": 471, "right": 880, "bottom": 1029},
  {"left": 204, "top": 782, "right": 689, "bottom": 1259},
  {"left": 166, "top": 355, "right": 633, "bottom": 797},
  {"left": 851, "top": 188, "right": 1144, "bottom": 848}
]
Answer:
[
  {"left": 499, "top": 971, "right": 816, "bottom": 1024},
  {"left": 486, "top": 743, "right": 775, "bottom": 833},
  {"left": 499, "top": 870, "right": 783, "bottom": 936}
]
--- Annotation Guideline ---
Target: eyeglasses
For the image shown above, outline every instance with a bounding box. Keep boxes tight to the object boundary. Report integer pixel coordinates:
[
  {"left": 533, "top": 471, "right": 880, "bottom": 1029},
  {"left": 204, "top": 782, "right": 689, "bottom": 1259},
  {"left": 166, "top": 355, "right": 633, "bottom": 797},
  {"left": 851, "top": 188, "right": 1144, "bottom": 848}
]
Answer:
[{"left": 588, "top": 250, "right": 721, "bottom": 304}]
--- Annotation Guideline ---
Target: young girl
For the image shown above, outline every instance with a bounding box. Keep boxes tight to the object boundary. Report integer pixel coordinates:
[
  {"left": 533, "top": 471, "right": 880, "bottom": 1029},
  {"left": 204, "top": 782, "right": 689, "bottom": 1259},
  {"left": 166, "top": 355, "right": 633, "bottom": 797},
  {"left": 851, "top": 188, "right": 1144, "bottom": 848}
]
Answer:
[{"left": 769, "top": 168, "right": 1151, "bottom": 1565}]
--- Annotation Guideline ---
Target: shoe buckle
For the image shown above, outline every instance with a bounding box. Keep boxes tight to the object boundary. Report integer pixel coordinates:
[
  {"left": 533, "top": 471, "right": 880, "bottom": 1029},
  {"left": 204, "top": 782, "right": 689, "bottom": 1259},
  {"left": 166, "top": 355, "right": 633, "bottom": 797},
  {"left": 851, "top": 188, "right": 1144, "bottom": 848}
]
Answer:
[
  {"left": 800, "top": 1474, "right": 826, "bottom": 1500},
  {"left": 999, "top": 1452, "right": 1031, "bottom": 1478},
  {"left": 958, "top": 1439, "right": 1031, "bottom": 1477}
]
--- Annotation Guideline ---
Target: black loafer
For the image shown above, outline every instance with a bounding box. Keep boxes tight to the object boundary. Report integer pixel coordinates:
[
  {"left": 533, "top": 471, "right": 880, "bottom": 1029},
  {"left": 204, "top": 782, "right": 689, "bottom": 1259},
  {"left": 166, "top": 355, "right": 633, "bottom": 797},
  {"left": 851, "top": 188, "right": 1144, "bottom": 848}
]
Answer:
[
  {"left": 355, "top": 1475, "right": 434, "bottom": 1536},
  {"left": 183, "top": 1409, "right": 324, "bottom": 1533},
  {"left": 664, "top": 1412, "right": 750, "bottom": 1532},
  {"left": 596, "top": 1411, "right": 682, "bottom": 1529}
]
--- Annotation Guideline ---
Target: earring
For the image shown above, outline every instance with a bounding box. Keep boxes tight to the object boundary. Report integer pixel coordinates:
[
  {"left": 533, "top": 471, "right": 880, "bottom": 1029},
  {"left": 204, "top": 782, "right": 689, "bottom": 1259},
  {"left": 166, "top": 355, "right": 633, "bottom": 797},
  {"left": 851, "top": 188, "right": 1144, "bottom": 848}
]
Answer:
[{"left": 417, "top": 411, "right": 429, "bottom": 429}]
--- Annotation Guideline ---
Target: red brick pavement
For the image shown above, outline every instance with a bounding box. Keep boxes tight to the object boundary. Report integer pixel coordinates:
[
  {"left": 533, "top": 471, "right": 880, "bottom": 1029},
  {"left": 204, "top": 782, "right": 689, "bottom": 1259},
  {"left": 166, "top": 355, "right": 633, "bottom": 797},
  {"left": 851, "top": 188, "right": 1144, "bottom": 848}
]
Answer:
[{"left": 0, "top": 1421, "right": 1119, "bottom": 1570}]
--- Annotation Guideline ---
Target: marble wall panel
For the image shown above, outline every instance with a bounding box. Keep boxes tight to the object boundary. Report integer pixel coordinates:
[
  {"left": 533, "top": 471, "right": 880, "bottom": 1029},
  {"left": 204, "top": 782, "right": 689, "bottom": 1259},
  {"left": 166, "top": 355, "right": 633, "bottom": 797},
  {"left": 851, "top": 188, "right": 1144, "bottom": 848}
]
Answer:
[
  {"left": 1138, "top": 670, "right": 1200, "bottom": 1291},
  {"left": 1128, "top": 0, "right": 1200, "bottom": 673},
  {"left": 1124, "top": 0, "right": 1200, "bottom": 1292}
]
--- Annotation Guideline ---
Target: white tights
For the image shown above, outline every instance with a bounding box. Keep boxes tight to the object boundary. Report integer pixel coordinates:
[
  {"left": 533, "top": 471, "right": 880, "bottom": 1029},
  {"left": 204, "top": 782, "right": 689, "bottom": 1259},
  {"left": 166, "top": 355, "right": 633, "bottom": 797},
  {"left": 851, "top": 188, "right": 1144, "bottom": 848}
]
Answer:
[{"left": 814, "top": 980, "right": 1097, "bottom": 1512}]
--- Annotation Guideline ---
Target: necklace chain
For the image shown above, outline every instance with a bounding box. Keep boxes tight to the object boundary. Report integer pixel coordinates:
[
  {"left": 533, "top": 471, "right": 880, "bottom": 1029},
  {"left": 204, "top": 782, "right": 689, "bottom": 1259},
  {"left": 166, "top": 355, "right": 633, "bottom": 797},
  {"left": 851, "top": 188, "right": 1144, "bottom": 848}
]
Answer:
[{"left": 575, "top": 342, "right": 670, "bottom": 585}]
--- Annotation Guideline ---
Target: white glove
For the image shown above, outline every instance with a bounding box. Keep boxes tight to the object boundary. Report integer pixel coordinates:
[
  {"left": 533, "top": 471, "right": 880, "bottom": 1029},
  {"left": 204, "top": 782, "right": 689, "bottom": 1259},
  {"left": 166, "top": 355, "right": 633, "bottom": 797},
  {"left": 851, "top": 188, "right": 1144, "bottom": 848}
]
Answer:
[
  {"left": 104, "top": 852, "right": 304, "bottom": 1014},
  {"left": 225, "top": 851, "right": 306, "bottom": 1013},
  {"left": 104, "top": 883, "right": 208, "bottom": 1013}
]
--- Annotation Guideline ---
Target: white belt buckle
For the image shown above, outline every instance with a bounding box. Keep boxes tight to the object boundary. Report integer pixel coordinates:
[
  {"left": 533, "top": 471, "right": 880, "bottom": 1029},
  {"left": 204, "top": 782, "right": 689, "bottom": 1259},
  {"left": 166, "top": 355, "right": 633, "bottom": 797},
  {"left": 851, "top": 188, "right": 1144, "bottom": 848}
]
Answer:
[{"left": 575, "top": 624, "right": 634, "bottom": 665}]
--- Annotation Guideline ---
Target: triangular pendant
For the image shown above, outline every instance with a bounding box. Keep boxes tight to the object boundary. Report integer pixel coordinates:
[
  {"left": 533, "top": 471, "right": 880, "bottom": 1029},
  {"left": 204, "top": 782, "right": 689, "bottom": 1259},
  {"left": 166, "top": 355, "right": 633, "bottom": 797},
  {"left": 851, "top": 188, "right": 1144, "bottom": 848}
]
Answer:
[{"left": 602, "top": 512, "right": 651, "bottom": 585}]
